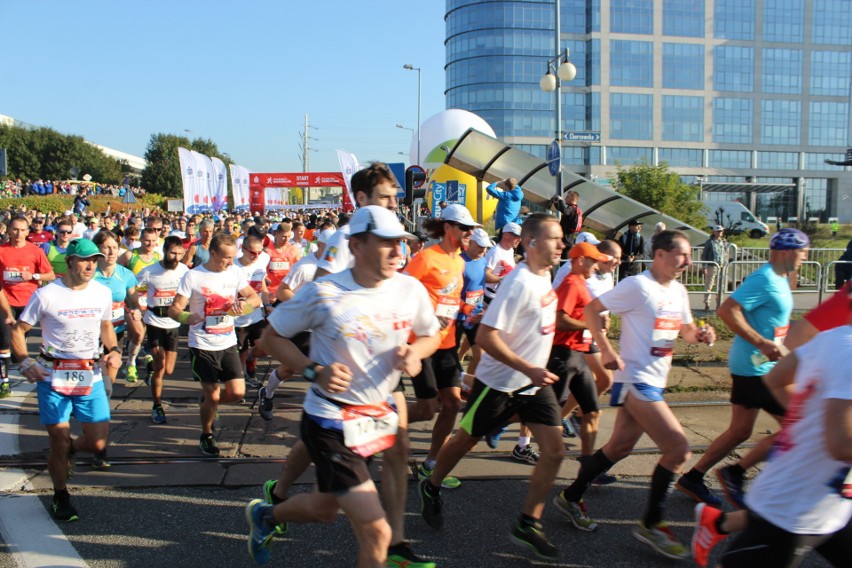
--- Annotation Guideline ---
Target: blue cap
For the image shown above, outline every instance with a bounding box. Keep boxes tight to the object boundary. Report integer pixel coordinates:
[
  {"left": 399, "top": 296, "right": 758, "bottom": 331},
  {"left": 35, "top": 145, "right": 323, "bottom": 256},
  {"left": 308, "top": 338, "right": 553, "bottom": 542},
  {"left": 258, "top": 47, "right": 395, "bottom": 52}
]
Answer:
[{"left": 769, "top": 228, "right": 809, "bottom": 250}]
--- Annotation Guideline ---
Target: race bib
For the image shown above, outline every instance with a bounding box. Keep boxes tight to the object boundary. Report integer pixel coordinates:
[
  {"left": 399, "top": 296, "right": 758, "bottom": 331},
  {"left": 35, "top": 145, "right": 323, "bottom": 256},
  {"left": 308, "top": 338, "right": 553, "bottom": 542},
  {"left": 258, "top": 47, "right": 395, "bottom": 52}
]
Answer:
[
  {"left": 465, "top": 289, "right": 484, "bottom": 306},
  {"left": 3, "top": 269, "right": 23, "bottom": 283},
  {"left": 341, "top": 403, "right": 399, "bottom": 458},
  {"left": 774, "top": 324, "right": 790, "bottom": 346},
  {"left": 435, "top": 298, "right": 460, "bottom": 319},
  {"left": 110, "top": 301, "right": 125, "bottom": 326},
  {"left": 582, "top": 329, "right": 594, "bottom": 344},
  {"left": 150, "top": 289, "right": 176, "bottom": 307},
  {"left": 540, "top": 290, "right": 557, "bottom": 334},
  {"left": 651, "top": 317, "right": 681, "bottom": 357},
  {"left": 205, "top": 314, "right": 234, "bottom": 335},
  {"left": 137, "top": 285, "right": 148, "bottom": 309},
  {"left": 51, "top": 359, "right": 96, "bottom": 396},
  {"left": 269, "top": 261, "right": 290, "bottom": 271}
]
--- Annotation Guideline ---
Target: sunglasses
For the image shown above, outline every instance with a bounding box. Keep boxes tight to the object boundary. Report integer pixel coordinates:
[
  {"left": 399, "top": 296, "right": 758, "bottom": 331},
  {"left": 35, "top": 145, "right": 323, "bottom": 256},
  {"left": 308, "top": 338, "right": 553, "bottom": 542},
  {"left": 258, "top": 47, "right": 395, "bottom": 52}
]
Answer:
[
  {"left": 57, "top": 230, "right": 72, "bottom": 234},
  {"left": 451, "top": 222, "right": 475, "bottom": 232},
  {"left": 242, "top": 248, "right": 262, "bottom": 257}
]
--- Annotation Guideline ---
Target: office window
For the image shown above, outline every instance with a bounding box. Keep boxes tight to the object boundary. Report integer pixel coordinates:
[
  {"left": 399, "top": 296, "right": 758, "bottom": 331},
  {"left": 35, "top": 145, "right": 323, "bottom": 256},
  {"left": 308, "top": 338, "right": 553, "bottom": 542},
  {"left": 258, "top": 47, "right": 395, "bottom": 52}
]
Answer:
[
  {"left": 761, "top": 100, "right": 801, "bottom": 145},
  {"left": 809, "top": 102, "right": 849, "bottom": 146},
  {"left": 659, "top": 148, "right": 704, "bottom": 167},
  {"left": 611, "top": 0, "right": 653, "bottom": 34},
  {"left": 610, "top": 93, "right": 653, "bottom": 140},
  {"left": 588, "top": 39, "right": 601, "bottom": 86},
  {"left": 763, "top": 0, "right": 804, "bottom": 42},
  {"left": 811, "top": 51, "right": 852, "bottom": 96},
  {"left": 608, "top": 146, "right": 653, "bottom": 164},
  {"left": 714, "top": 46, "right": 754, "bottom": 92},
  {"left": 758, "top": 152, "right": 799, "bottom": 170},
  {"left": 610, "top": 40, "right": 653, "bottom": 87},
  {"left": 561, "top": 0, "right": 590, "bottom": 34},
  {"left": 662, "top": 43, "right": 704, "bottom": 89},
  {"left": 562, "top": 146, "right": 587, "bottom": 166},
  {"left": 663, "top": 95, "right": 704, "bottom": 142},
  {"left": 812, "top": 0, "right": 852, "bottom": 45},
  {"left": 804, "top": 178, "right": 828, "bottom": 214},
  {"left": 710, "top": 150, "right": 752, "bottom": 169},
  {"left": 762, "top": 49, "right": 802, "bottom": 94},
  {"left": 662, "top": 0, "right": 704, "bottom": 37},
  {"left": 714, "top": 0, "right": 755, "bottom": 40},
  {"left": 714, "top": 98, "right": 753, "bottom": 144}
]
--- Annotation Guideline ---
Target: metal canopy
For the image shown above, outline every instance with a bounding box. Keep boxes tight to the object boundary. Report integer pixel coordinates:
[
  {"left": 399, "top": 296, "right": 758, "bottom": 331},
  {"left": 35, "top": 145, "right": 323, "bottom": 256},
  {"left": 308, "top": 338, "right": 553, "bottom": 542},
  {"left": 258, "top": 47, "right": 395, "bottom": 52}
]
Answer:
[
  {"left": 444, "top": 128, "right": 710, "bottom": 245},
  {"left": 701, "top": 182, "right": 796, "bottom": 194}
]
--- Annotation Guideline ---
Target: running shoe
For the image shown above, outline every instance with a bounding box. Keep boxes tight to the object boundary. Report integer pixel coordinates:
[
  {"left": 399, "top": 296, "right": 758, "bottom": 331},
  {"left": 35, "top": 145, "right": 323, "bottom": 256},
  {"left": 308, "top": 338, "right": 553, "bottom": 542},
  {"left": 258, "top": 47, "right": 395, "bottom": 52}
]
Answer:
[
  {"left": 415, "top": 462, "right": 461, "bottom": 489},
  {"left": 246, "top": 376, "right": 263, "bottom": 390},
  {"left": 561, "top": 417, "right": 576, "bottom": 438},
  {"left": 244, "top": 499, "right": 274, "bottom": 565},
  {"left": 485, "top": 425, "right": 507, "bottom": 448},
  {"left": 511, "top": 519, "right": 558, "bottom": 560},
  {"left": 552, "top": 493, "right": 597, "bottom": 531},
  {"left": 418, "top": 479, "right": 444, "bottom": 530},
  {"left": 256, "top": 387, "right": 274, "bottom": 422},
  {"left": 715, "top": 466, "right": 746, "bottom": 509},
  {"left": 151, "top": 405, "right": 167, "bottom": 424},
  {"left": 0, "top": 382, "right": 11, "bottom": 398},
  {"left": 387, "top": 541, "right": 436, "bottom": 568},
  {"left": 199, "top": 434, "right": 220, "bottom": 456},
  {"left": 51, "top": 492, "right": 79, "bottom": 522},
  {"left": 511, "top": 444, "right": 540, "bottom": 464},
  {"left": 91, "top": 450, "right": 111, "bottom": 470},
  {"left": 262, "top": 480, "right": 287, "bottom": 536},
  {"left": 632, "top": 521, "right": 689, "bottom": 560},
  {"left": 676, "top": 474, "right": 722, "bottom": 507},
  {"left": 692, "top": 504, "right": 728, "bottom": 568},
  {"left": 125, "top": 365, "right": 138, "bottom": 383},
  {"left": 593, "top": 471, "right": 618, "bottom": 485}
]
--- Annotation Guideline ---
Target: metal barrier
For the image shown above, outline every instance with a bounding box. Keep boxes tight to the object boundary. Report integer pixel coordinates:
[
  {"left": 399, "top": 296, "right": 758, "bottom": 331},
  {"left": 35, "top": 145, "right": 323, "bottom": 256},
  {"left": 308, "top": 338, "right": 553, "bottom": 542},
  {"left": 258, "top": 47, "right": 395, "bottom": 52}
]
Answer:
[{"left": 824, "top": 260, "right": 852, "bottom": 292}]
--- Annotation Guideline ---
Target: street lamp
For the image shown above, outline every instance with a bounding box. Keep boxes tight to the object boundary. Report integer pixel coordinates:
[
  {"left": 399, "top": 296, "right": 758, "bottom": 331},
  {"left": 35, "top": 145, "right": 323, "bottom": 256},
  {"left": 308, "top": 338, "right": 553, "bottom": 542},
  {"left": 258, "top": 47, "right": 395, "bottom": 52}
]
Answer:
[
  {"left": 403, "top": 64, "right": 422, "bottom": 166},
  {"left": 395, "top": 123, "right": 414, "bottom": 133},
  {"left": 539, "top": 49, "right": 577, "bottom": 198}
]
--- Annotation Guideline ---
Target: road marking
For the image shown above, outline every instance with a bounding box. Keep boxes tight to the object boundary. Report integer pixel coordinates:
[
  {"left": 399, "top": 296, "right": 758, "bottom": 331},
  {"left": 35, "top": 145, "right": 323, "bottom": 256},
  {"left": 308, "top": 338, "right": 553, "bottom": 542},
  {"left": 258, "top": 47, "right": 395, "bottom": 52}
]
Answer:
[{"left": 0, "top": 377, "right": 88, "bottom": 567}]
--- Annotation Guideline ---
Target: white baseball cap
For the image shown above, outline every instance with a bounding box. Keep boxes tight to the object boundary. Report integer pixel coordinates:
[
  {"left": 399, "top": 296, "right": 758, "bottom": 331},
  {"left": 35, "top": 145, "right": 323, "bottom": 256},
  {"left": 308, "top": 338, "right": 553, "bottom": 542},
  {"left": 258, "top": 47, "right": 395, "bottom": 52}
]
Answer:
[
  {"left": 471, "top": 228, "right": 494, "bottom": 248},
  {"left": 502, "top": 222, "right": 522, "bottom": 236},
  {"left": 317, "top": 228, "right": 336, "bottom": 244},
  {"left": 348, "top": 206, "right": 415, "bottom": 240},
  {"left": 575, "top": 231, "right": 601, "bottom": 245},
  {"left": 440, "top": 204, "right": 481, "bottom": 227}
]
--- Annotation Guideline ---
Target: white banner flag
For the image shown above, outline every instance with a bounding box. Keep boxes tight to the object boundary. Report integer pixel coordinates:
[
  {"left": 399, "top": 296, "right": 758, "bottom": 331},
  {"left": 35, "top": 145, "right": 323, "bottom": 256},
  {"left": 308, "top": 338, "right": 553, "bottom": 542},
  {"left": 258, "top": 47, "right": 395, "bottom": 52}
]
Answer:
[
  {"left": 336, "top": 148, "right": 360, "bottom": 210},
  {"left": 210, "top": 157, "right": 228, "bottom": 211},
  {"left": 230, "top": 164, "right": 247, "bottom": 211},
  {"left": 178, "top": 147, "right": 199, "bottom": 214},
  {"left": 240, "top": 166, "right": 251, "bottom": 211}
]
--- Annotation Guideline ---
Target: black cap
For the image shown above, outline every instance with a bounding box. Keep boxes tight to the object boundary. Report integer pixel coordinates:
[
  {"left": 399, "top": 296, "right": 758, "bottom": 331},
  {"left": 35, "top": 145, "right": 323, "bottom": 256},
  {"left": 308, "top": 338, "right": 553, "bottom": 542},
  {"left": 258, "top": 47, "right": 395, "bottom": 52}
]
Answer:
[{"left": 629, "top": 219, "right": 643, "bottom": 226}]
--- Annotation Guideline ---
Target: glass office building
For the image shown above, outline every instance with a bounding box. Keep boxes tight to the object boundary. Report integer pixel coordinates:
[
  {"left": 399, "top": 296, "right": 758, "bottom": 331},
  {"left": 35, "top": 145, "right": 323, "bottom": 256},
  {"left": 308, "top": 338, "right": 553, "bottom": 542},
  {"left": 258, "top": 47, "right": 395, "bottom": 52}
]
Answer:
[{"left": 445, "top": 0, "right": 852, "bottom": 221}]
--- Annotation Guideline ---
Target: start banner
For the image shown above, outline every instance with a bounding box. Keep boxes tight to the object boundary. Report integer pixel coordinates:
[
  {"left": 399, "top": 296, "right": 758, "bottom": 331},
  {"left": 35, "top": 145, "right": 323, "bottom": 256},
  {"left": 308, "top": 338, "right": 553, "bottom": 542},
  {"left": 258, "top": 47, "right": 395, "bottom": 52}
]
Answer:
[{"left": 248, "top": 172, "right": 347, "bottom": 215}]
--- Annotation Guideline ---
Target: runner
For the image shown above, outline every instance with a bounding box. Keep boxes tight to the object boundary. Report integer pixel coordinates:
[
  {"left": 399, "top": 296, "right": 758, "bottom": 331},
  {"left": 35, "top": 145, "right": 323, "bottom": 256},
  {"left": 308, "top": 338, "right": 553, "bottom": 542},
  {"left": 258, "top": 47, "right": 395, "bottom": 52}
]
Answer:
[
  {"left": 483, "top": 222, "right": 520, "bottom": 304},
  {"left": 12, "top": 238, "right": 122, "bottom": 521},
  {"left": 455, "top": 227, "right": 491, "bottom": 387},
  {"left": 0, "top": 216, "right": 56, "bottom": 397},
  {"left": 41, "top": 217, "right": 74, "bottom": 278},
  {"left": 419, "top": 213, "right": 568, "bottom": 561},
  {"left": 233, "top": 236, "right": 271, "bottom": 389},
  {"left": 26, "top": 216, "right": 53, "bottom": 245},
  {"left": 118, "top": 227, "right": 160, "bottom": 383},
  {"left": 136, "top": 236, "right": 189, "bottom": 424},
  {"left": 184, "top": 219, "right": 213, "bottom": 268},
  {"left": 553, "top": 230, "right": 716, "bottom": 560},
  {"left": 168, "top": 233, "right": 261, "bottom": 455},
  {"left": 405, "top": 204, "right": 475, "bottom": 488},
  {"left": 676, "top": 228, "right": 809, "bottom": 509},
  {"left": 245, "top": 205, "right": 440, "bottom": 566},
  {"left": 263, "top": 221, "right": 299, "bottom": 300}
]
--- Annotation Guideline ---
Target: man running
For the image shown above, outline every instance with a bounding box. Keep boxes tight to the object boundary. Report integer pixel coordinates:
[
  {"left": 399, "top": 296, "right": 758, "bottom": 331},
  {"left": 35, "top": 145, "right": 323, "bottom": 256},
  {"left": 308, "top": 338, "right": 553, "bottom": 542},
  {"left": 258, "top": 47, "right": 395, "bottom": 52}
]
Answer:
[
  {"left": 41, "top": 217, "right": 74, "bottom": 278},
  {"left": 553, "top": 230, "right": 715, "bottom": 560},
  {"left": 234, "top": 236, "right": 270, "bottom": 388},
  {"left": 168, "top": 234, "right": 261, "bottom": 455},
  {"left": 136, "top": 236, "right": 189, "bottom": 424},
  {"left": 264, "top": 221, "right": 300, "bottom": 301},
  {"left": 677, "top": 228, "right": 809, "bottom": 508},
  {"left": 118, "top": 227, "right": 160, "bottom": 382},
  {"left": 419, "top": 213, "right": 568, "bottom": 561},
  {"left": 245, "top": 205, "right": 440, "bottom": 566},
  {"left": 12, "top": 238, "right": 122, "bottom": 521}
]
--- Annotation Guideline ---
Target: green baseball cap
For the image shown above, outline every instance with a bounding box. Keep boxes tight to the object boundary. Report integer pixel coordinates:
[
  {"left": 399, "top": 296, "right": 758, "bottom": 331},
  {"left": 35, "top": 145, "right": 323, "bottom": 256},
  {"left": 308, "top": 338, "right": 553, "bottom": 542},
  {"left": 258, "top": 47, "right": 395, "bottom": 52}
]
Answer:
[{"left": 66, "top": 239, "right": 105, "bottom": 259}]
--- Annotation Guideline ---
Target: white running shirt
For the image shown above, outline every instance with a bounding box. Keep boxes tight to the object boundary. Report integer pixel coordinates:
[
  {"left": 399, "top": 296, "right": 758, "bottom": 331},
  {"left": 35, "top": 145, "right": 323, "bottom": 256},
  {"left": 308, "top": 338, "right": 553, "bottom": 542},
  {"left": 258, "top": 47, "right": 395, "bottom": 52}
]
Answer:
[
  {"left": 138, "top": 262, "right": 189, "bottom": 330},
  {"left": 176, "top": 265, "right": 249, "bottom": 350}
]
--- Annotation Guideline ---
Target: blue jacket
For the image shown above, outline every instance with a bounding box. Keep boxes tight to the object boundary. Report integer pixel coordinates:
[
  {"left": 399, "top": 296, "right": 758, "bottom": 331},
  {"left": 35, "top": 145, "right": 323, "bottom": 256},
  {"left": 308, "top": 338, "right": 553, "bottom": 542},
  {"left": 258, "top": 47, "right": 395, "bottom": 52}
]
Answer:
[{"left": 486, "top": 182, "right": 523, "bottom": 228}]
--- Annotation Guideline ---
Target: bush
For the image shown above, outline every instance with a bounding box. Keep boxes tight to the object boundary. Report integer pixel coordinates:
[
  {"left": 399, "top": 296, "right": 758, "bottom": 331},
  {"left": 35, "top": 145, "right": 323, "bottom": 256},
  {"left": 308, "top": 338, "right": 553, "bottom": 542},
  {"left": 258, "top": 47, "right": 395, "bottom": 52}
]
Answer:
[{"left": 1, "top": 194, "right": 167, "bottom": 216}]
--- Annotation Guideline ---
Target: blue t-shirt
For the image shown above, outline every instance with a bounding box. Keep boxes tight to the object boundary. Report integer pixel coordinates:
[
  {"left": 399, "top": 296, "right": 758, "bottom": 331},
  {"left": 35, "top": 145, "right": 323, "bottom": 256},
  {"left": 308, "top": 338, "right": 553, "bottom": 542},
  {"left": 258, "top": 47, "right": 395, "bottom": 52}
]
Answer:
[
  {"left": 95, "top": 264, "right": 138, "bottom": 333},
  {"left": 457, "top": 252, "right": 487, "bottom": 320},
  {"left": 486, "top": 183, "right": 523, "bottom": 229},
  {"left": 728, "top": 263, "right": 793, "bottom": 376}
]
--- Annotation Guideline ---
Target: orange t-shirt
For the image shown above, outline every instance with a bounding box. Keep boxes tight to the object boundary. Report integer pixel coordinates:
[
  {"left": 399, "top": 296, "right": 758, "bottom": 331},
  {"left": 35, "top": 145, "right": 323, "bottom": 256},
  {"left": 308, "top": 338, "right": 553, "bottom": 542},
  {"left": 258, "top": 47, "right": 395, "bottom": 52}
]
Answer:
[
  {"left": 0, "top": 242, "right": 53, "bottom": 307},
  {"left": 405, "top": 243, "right": 464, "bottom": 349},
  {"left": 266, "top": 244, "right": 301, "bottom": 294}
]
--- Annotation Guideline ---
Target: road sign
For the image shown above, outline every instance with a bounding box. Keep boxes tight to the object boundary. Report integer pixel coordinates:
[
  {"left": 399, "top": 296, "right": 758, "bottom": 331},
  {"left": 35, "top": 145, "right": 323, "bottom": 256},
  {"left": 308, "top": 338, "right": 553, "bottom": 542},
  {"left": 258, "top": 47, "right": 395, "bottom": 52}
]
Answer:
[
  {"left": 406, "top": 165, "right": 426, "bottom": 188},
  {"left": 546, "top": 140, "right": 560, "bottom": 176},
  {"left": 565, "top": 131, "right": 601, "bottom": 143},
  {"left": 388, "top": 162, "right": 407, "bottom": 198}
]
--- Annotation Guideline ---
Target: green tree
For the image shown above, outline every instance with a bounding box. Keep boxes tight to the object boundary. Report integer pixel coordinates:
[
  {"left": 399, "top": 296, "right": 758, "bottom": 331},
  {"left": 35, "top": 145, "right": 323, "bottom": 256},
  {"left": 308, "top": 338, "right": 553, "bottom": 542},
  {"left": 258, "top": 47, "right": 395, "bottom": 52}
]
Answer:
[
  {"left": 141, "top": 134, "right": 233, "bottom": 198},
  {"left": 611, "top": 159, "right": 707, "bottom": 229}
]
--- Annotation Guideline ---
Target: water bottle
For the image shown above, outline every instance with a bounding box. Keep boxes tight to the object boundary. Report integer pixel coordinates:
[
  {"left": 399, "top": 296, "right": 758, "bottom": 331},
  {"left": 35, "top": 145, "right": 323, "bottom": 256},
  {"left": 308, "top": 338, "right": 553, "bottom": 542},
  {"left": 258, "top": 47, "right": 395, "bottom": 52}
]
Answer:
[{"left": 464, "top": 304, "right": 484, "bottom": 329}]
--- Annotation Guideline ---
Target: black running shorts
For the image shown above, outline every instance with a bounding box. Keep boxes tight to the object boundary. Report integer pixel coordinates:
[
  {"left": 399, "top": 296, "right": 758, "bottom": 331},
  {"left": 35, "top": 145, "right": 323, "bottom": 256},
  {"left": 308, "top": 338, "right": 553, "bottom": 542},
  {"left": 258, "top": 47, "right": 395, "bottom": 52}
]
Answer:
[
  {"left": 189, "top": 345, "right": 243, "bottom": 383},
  {"left": 459, "top": 378, "right": 562, "bottom": 438},
  {"left": 146, "top": 325, "right": 180, "bottom": 352},
  {"left": 730, "top": 374, "right": 786, "bottom": 416},
  {"left": 301, "top": 413, "right": 371, "bottom": 494},
  {"left": 548, "top": 345, "right": 599, "bottom": 414},
  {"left": 410, "top": 347, "right": 461, "bottom": 400}
]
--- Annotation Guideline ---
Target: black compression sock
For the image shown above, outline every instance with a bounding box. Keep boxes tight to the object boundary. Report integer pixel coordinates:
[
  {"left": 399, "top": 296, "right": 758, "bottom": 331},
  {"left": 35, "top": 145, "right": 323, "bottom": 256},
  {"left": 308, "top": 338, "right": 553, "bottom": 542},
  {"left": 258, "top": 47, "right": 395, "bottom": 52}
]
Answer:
[
  {"left": 644, "top": 464, "right": 676, "bottom": 528},
  {"left": 563, "top": 449, "right": 615, "bottom": 502},
  {"left": 727, "top": 463, "right": 746, "bottom": 478},
  {"left": 715, "top": 512, "right": 729, "bottom": 535},
  {"left": 683, "top": 467, "right": 705, "bottom": 483}
]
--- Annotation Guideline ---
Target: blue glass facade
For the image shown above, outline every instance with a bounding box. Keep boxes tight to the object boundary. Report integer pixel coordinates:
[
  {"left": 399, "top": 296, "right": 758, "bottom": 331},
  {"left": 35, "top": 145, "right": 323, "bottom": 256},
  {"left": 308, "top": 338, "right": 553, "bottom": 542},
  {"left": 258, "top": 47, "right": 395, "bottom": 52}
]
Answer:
[
  {"left": 662, "top": 43, "right": 704, "bottom": 90},
  {"left": 761, "top": 100, "right": 801, "bottom": 145},
  {"left": 662, "top": 96, "right": 704, "bottom": 142}
]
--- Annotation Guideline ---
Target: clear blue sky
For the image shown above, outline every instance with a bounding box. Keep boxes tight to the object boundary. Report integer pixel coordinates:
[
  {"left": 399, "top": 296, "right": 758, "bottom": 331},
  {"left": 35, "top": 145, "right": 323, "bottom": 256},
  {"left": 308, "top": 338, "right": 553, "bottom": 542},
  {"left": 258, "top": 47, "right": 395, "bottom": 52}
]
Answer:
[{"left": 3, "top": 0, "right": 447, "bottom": 173}]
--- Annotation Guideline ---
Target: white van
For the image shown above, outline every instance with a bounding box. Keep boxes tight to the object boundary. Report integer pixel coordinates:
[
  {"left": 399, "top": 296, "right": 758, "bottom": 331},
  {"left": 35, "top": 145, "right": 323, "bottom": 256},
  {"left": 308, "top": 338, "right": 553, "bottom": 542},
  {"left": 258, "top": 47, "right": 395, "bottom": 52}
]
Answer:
[{"left": 705, "top": 202, "right": 769, "bottom": 238}]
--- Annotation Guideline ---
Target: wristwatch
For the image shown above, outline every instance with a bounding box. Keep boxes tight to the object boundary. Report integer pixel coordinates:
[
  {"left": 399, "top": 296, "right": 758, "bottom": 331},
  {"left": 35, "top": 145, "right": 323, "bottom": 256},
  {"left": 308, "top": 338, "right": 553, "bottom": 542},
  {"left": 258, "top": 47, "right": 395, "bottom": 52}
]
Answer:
[
  {"left": 302, "top": 363, "right": 319, "bottom": 382},
  {"left": 108, "top": 346, "right": 122, "bottom": 355},
  {"left": 32, "top": 273, "right": 40, "bottom": 281}
]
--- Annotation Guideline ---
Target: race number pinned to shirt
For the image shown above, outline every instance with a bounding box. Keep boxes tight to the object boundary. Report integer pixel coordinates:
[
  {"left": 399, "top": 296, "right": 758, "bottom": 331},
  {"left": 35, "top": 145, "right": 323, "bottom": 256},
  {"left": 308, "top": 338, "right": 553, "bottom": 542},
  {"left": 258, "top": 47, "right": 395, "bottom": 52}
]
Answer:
[
  {"left": 204, "top": 299, "right": 234, "bottom": 335},
  {"left": 435, "top": 297, "right": 460, "bottom": 319},
  {"left": 341, "top": 403, "right": 399, "bottom": 458},
  {"left": 3, "top": 268, "right": 24, "bottom": 283},
  {"left": 774, "top": 325, "right": 790, "bottom": 345},
  {"left": 51, "top": 359, "right": 96, "bottom": 396},
  {"left": 150, "top": 289, "right": 177, "bottom": 308},
  {"left": 269, "top": 261, "right": 290, "bottom": 272},
  {"left": 465, "top": 289, "right": 484, "bottom": 306},
  {"left": 540, "top": 289, "right": 557, "bottom": 335},
  {"left": 651, "top": 317, "right": 681, "bottom": 357},
  {"left": 110, "top": 302, "right": 125, "bottom": 326}
]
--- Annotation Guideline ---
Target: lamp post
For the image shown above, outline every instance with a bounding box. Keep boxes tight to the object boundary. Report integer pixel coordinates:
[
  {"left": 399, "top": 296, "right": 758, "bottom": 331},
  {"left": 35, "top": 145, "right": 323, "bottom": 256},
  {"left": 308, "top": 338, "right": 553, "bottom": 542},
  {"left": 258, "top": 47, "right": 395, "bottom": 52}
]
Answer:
[{"left": 403, "top": 64, "right": 422, "bottom": 166}]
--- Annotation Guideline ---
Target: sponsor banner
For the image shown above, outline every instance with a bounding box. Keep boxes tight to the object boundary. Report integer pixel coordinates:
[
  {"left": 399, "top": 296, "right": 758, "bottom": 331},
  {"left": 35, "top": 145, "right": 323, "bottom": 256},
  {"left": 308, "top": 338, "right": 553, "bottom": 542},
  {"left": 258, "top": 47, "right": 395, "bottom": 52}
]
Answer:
[
  {"left": 230, "top": 164, "right": 251, "bottom": 211},
  {"left": 249, "top": 172, "right": 347, "bottom": 187},
  {"left": 190, "top": 151, "right": 213, "bottom": 213},
  {"left": 210, "top": 157, "right": 228, "bottom": 211},
  {"left": 178, "top": 147, "right": 204, "bottom": 214},
  {"left": 335, "top": 149, "right": 359, "bottom": 212}
]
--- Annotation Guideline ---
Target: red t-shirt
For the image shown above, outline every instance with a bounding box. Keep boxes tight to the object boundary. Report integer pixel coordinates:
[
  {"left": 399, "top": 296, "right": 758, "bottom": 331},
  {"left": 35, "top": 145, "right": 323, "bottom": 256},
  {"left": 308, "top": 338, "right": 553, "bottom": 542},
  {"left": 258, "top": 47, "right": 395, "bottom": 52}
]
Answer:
[
  {"left": 26, "top": 231, "right": 53, "bottom": 245},
  {"left": 804, "top": 282, "right": 851, "bottom": 331},
  {"left": 553, "top": 273, "right": 594, "bottom": 351},
  {"left": 266, "top": 244, "right": 300, "bottom": 294},
  {"left": 0, "top": 242, "right": 53, "bottom": 307}
]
